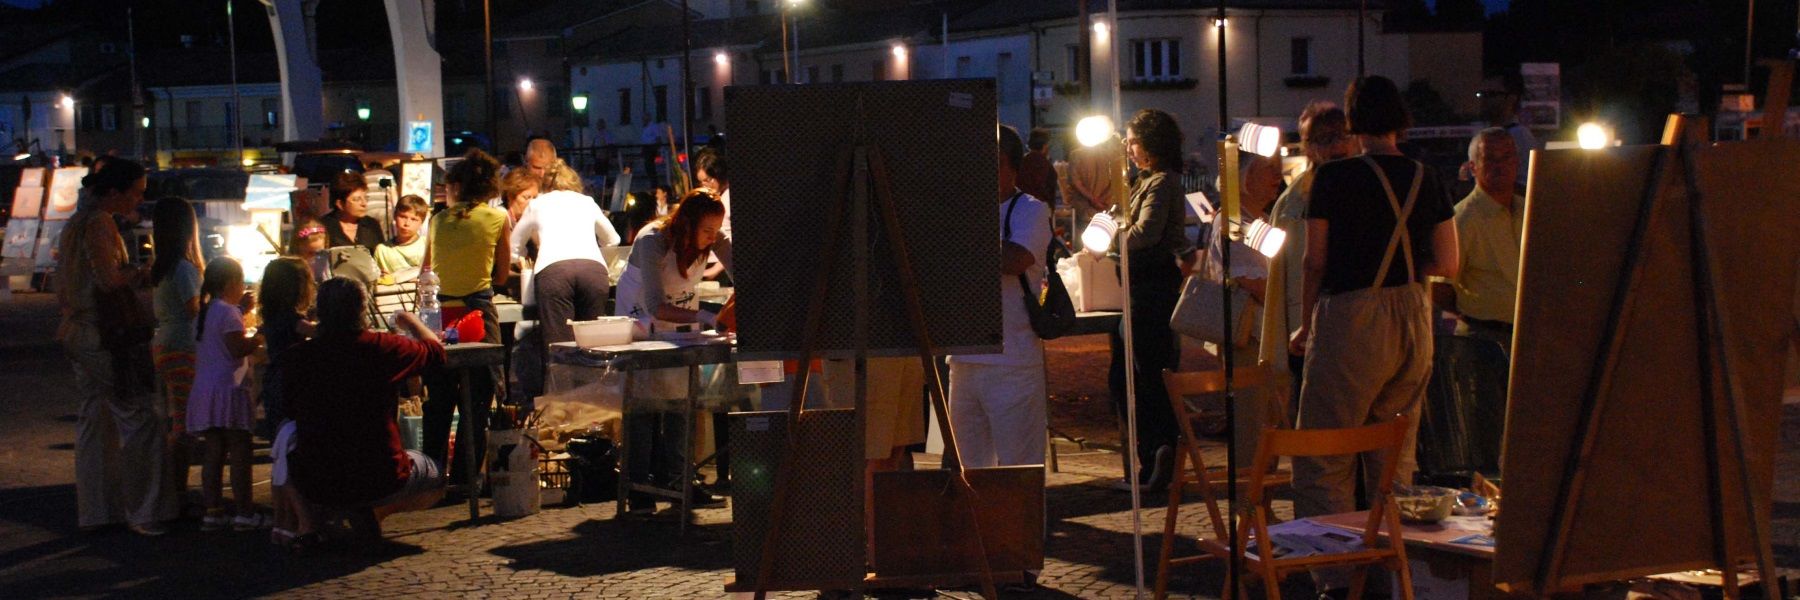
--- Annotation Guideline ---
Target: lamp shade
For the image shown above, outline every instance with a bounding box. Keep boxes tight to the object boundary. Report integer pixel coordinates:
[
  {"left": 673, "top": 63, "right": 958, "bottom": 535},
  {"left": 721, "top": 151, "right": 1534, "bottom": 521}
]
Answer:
[
  {"left": 571, "top": 94, "right": 589, "bottom": 111},
  {"left": 1237, "top": 122, "right": 1282, "bottom": 157},
  {"left": 1243, "top": 218, "right": 1286, "bottom": 258},
  {"left": 1082, "top": 212, "right": 1118, "bottom": 255}
]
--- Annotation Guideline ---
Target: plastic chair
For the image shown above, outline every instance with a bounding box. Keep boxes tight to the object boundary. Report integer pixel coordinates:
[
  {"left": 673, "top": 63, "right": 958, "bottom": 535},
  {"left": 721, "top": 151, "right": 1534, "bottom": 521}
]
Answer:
[
  {"left": 1154, "top": 366, "right": 1293, "bottom": 599},
  {"left": 1197, "top": 416, "right": 1416, "bottom": 600}
]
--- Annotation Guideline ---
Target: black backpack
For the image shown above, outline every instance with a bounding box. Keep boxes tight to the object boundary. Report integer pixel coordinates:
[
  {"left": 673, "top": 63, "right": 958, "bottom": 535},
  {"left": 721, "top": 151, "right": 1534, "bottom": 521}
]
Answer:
[{"left": 1005, "top": 194, "right": 1077, "bottom": 340}]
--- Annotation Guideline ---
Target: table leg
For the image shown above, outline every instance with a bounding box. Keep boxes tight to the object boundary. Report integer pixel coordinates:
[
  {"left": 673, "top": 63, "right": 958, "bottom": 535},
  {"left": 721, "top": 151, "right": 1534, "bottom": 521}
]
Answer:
[
  {"left": 680, "top": 365, "right": 698, "bottom": 536},
  {"left": 616, "top": 371, "right": 633, "bottom": 517},
  {"left": 461, "top": 367, "right": 479, "bottom": 521}
]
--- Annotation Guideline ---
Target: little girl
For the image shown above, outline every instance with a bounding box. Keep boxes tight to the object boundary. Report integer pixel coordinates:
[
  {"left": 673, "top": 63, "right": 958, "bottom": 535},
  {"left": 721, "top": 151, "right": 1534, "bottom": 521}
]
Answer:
[
  {"left": 257, "top": 257, "right": 316, "bottom": 545},
  {"left": 291, "top": 218, "right": 329, "bottom": 283},
  {"left": 187, "top": 257, "right": 270, "bottom": 531}
]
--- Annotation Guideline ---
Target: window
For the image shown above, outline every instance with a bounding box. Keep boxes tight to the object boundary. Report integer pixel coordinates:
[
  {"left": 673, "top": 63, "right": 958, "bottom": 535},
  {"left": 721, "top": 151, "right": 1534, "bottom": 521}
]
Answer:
[
  {"left": 652, "top": 85, "right": 668, "bottom": 123},
  {"left": 262, "top": 98, "right": 279, "bottom": 129},
  {"left": 760, "top": 68, "right": 782, "bottom": 85},
  {"left": 1130, "top": 38, "right": 1181, "bottom": 81},
  {"left": 692, "top": 86, "right": 712, "bottom": 121},
  {"left": 805, "top": 65, "right": 820, "bottom": 84},
  {"left": 1290, "top": 37, "right": 1313, "bottom": 75},
  {"left": 831, "top": 64, "right": 844, "bottom": 83},
  {"left": 1066, "top": 45, "right": 1081, "bottom": 81},
  {"left": 617, "top": 88, "right": 631, "bottom": 124},
  {"left": 101, "top": 105, "right": 117, "bottom": 131},
  {"left": 872, "top": 60, "right": 886, "bottom": 81}
]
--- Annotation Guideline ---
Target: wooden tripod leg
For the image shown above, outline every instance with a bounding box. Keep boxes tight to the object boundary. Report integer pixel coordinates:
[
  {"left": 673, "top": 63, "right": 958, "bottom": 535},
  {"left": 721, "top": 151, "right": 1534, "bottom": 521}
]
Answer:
[
  {"left": 867, "top": 147, "right": 999, "bottom": 599},
  {"left": 752, "top": 147, "right": 857, "bottom": 594}
]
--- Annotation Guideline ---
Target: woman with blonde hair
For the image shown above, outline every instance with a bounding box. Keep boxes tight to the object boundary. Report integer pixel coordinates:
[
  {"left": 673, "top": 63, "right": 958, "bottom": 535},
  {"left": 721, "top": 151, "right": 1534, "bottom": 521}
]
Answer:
[{"left": 509, "top": 159, "right": 621, "bottom": 405}]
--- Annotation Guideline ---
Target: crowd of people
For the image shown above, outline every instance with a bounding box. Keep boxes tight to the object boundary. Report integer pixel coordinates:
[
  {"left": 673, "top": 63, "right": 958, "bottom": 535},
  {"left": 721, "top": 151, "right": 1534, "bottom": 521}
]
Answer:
[{"left": 54, "top": 76, "right": 1529, "bottom": 593}]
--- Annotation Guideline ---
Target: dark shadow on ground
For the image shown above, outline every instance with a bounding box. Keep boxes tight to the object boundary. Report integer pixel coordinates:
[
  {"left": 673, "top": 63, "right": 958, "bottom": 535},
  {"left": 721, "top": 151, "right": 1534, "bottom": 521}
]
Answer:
[
  {"left": 0, "top": 483, "right": 424, "bottom": 599},
  {"left": 488, "top": 514, "right": 733, "bottom": 578}
]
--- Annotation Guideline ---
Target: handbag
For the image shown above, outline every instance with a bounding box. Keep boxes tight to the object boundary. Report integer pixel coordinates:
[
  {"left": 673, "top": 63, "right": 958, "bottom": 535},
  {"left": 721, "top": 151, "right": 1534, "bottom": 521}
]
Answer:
[
  {"left": 1170, "top": 245, "right": 1255, "bottom": 347},
  {"left": 1005, "top": 193, "right": 1076, "bottom": 340}
]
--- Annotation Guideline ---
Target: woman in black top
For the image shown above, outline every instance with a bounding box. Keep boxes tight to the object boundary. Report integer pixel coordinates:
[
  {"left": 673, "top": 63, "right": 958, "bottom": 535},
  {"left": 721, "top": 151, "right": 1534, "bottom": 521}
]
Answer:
[
  {"left": 1108, "top": 109, "right": 1190, "bottom": 492},
  {"left": 1290, "top": 76, "right": 1460, "bottom": 520},
  {"left": 322, "top": 171, "right": 384, "bottom": 257}
]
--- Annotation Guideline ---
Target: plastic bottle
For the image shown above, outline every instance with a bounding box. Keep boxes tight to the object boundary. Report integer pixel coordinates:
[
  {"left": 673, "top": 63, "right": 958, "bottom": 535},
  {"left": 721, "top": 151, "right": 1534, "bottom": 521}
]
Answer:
[{"left": 417, "top": 265, "right": 442, "bottom": 335}]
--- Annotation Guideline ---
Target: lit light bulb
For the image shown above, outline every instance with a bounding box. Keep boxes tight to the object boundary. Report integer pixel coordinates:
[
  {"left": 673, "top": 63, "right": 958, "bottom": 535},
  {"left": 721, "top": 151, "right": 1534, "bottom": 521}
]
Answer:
[
  {"left": 714, "top": 51, "right": 729, "bottom": 66},
  {"left": 1082, "top": 212, "right": 1118, "bottom": 255},
  {"left": 518, "top": 78, "right": 534, "bottom": 92},
  {"left": 1075, "top": 115, "right": 1115, "bottom": 148},
  {"left": 1577, "top": 122, "right": 1609, "bottom": 150},
  {"left": 891, "top": 44, "right": 907, "bottom": 58},
  {"left": 1092, "top": 21, "right": 1108, "bottom": 38}
]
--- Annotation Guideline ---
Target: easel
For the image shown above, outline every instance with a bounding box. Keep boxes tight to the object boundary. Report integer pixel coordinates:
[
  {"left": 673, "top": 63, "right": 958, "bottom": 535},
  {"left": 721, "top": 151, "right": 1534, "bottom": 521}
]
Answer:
[
  {"left": 1527, "top": 114, "right": 1787, "bottom": 599},
  {"left": 744, "top": 144, "right": 1002, "bottom": 599}
]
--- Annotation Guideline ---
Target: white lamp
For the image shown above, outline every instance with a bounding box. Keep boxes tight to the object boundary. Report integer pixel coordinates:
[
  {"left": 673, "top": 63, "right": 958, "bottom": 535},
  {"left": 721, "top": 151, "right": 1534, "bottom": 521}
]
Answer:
[
  {"left": 1075, "top": 115, "right": 1116, "bottom": 148},
  {"left": 1243, "top": 218, "right": 1286, "bottom": 258},
  {"left": 1082, "top": 212, "right": 1118, "bottom": 256},
  {"left": 1237, "top": 122, "right": 1282, "bottom": 158},
  {"left": 1577, "top": 122, "right": 1610, "bottom": 150}
]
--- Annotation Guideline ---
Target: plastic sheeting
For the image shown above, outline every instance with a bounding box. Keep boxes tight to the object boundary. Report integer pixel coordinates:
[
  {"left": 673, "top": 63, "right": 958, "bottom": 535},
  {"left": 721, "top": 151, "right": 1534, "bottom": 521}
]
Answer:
[{"left": 1417, "top": 334, "right": 1509, "bottom": 478}]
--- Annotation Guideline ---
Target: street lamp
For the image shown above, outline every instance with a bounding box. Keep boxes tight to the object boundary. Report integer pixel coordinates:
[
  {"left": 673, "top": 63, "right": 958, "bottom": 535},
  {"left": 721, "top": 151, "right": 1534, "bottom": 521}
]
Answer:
[
  {"left": 518, "top": 77, "right": 534, "bottom": 92},
  {"left": 356, "top": 102, "right": 372, "bottom": 122},
  {"left": 782, "top": 0, "right": 805, "bottom": 83},
  {"left": 572, "top": 93, "right": 590, "bottom": 147},
  {"left": 1577, "top": 122, "right": 1611, "bottom": 150},
  {"left": 571, "top": 93, "right": 589, "bottom": 112},
  {"left": 714, "top": 51, "right": 729, "bottom": 66}
]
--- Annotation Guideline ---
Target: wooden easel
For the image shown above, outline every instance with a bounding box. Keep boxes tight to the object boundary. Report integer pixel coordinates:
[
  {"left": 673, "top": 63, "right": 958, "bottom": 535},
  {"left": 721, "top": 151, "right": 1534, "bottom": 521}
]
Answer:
[
  {"left": 746, "top": 144, "right": 1001, "bottom": 599},
  {"left": 1529, "top": 114, "right": 1787, "bottom": 599}
]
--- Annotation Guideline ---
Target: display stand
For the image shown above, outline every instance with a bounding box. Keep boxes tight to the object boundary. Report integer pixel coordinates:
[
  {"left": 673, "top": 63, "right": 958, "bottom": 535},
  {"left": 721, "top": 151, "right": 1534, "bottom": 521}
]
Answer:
[{"left": 1493, "top": 114, "right": 1799, "bottom": 598}]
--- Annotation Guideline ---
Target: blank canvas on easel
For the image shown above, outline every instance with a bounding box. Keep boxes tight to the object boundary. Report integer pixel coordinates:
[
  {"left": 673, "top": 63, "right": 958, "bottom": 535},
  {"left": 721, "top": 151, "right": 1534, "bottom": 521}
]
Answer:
[{"left": 1494, "top": 140, "right": 1800, "bottom": 590}]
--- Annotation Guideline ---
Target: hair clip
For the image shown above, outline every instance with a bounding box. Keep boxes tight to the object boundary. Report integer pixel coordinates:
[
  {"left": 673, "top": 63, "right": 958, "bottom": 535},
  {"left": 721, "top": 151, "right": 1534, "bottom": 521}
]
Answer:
[{"left": 297, "top": 226, "right": 326, "bottom": 238}]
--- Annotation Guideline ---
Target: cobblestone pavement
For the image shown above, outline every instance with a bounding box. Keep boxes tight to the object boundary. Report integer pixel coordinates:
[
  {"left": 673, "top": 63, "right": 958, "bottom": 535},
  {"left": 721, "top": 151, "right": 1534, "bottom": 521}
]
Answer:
[{"left": 2, "top": 292, "right": 1798, "bottom": 599}]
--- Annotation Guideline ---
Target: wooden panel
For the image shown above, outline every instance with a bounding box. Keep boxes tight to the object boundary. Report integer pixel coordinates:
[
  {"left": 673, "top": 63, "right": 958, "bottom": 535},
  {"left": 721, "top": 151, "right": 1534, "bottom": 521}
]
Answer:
[
  {"left": 872, "top": 466, "right": 1045, "bottom": 578},
  {"left": 1494, "top": 140, "right": 1800, "bottom": 590},
  {"left": 729, "top": 409, "right": 864, "bottom": 590}
]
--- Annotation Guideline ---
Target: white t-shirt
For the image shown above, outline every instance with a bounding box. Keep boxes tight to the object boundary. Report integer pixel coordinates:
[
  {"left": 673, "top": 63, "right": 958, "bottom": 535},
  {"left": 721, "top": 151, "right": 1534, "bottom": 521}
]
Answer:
[
  {"left": 952, "top": 192, "right": 1051, "bottom": 367},
  {"left": 511, "top": 189, "right": 622, "bottom": 305}
]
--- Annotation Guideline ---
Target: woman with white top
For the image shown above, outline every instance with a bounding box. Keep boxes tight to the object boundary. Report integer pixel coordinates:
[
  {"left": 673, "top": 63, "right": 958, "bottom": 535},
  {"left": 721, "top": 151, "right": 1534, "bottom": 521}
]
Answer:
[{"left": 509, "top": 160, "right": 621, "bottom": 404}]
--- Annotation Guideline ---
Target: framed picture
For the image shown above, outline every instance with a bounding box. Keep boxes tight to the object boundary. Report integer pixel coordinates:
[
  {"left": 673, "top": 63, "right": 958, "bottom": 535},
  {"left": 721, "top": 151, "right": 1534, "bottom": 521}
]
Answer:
[
  {"left": 10, "top": 186, "right": 44, "bottom": 219},
  {"left": 2, "top": 218, "right": 39, "bottom": 259},
  {"left": 34, "top": 220, "right": 65, "bottom": 268},
  {"left": 399, "top": 159, "right": 435, "bottom": 203},
  {"left": 44, "top": 166, "right": 87, "bottom": 220}
]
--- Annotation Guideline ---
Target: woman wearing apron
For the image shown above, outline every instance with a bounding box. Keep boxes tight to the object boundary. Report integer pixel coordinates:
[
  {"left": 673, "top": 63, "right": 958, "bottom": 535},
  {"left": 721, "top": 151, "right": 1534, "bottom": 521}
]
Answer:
[
  {"left": 1290, "top": 76, "right": 1459, "bottom": 522},
  {"left": 614, "top": 190, "right": 732, "bottom": 511}
]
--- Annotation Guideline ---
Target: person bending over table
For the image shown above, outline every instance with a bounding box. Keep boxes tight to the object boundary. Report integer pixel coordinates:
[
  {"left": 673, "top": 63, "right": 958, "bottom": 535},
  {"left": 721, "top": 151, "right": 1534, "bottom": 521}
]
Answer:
[
  {"left": 282, "top": 278, "right": 446, "bottom": 549},
  {"left": 510, "top": 159, "right": 621, "bottom": 408},
  {"left": 615, "top": 190, "right": 733, "bottom": 512}
]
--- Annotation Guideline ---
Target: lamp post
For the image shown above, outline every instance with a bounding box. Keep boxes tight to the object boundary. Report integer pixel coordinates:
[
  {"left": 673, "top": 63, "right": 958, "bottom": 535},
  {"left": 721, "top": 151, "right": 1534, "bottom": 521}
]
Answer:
[
  {"left": 782, "top": 0, "right": 804, "bottom": 83},
  {"left": 572, "top": 93, "right": 590, "bottom": 148},
  {"left": 357, "top": 102, "right": 371, "bottom": 144}
]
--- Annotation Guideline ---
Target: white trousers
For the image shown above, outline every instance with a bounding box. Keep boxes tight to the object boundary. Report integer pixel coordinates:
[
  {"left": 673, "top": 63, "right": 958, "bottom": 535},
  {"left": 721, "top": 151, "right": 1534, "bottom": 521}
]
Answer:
[
  {"left": 947, "top": 361, "right": 1047, "bottom": 469},
  {"left": 65, "top": 325, "right": 170, "bottom": 528}
]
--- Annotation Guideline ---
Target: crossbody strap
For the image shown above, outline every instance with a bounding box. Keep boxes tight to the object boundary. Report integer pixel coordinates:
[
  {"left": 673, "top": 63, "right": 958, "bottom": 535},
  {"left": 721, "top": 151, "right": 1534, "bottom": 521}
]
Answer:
[{"left": 1361, "top": 156, "right": 1426, "bottom": 288}]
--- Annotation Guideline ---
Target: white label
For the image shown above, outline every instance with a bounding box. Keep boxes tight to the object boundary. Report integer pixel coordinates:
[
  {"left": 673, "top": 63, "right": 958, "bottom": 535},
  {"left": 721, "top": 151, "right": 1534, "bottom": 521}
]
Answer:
[
  {"left": 947, "top": 92, "right": 974, "bottom": 109},
  {"left": 746, "top": 417, "right": 770, "bottom": 432},
  {"left": 737, "top": 360, "right": 784, "bottom": 385}
]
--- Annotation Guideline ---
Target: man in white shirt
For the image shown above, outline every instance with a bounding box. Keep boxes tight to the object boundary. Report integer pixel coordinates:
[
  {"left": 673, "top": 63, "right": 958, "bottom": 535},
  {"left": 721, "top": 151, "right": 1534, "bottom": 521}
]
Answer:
[{"left": 948, "top": 125, "right": 1052, "bottom": 468}]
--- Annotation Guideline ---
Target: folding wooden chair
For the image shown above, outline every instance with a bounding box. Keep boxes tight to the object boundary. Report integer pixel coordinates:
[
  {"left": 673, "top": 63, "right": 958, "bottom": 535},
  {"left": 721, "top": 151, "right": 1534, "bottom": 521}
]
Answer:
[
  {"left": 1154, "top": 366, "right": 1293, "bottom": 599},
  {"left": 366, "top": 280, "right": 417, "bottom": 331},
  {"left": 1198, "top": 416, "right": 1415, "bottom": 600}
]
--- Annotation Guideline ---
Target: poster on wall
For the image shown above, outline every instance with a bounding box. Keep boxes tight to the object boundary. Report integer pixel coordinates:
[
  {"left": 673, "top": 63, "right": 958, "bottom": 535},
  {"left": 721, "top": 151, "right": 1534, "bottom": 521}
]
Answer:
[
  {"left": 33, "top": 220, "right": 64, "bottom": 268},
  {"left": 406, "top": 121, "right": 433, "bottom": 154},
  {"left": 1520, "top": 62, "right": 1561, "bottom": 130},
  {"left": 11, "top": 186, "right": 44, "bottom": 219},
  {"left": 244, "top": 174, "right": 299, "bottom": 211},
  {"left": 44, "top": 166, "right": 88, "bottom": 220},
  {"left": 3, "top": 218, "right": 40, "bottom": 259}
]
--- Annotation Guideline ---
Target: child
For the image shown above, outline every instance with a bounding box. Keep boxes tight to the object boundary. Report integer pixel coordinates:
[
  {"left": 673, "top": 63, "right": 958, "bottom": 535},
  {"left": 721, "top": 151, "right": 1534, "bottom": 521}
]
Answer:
[
  {"left": 187, "top": 257, "right": 270, "bottom": 531},
  {"left": 150, "top": 197, "right": 203, "bottom": 519},
  {"left": 375, "top": 194, "right": 429, "bottom": 276},
  {"left": 256, "top": 257, "right": 316, "bottom": 544},
  {"left": 290, "top": 218, "right": 329, "bottom": 283}
]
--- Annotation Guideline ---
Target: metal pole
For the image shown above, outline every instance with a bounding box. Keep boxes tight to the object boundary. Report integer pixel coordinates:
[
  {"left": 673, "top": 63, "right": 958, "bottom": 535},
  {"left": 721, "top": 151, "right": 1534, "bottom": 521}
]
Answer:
[
  {"left": 1746, "top": 0, "right": 1758, "bottom": 85},
  {"left": 1217, "top": 1, "right": 1242, "bottom": 599},
  {"left": 1079, "top": 0, "right": 1091, "bottom": 106},
  {"left": 1358, "top": 0, "right": 1367, "bottom": 78},
  {"left": 681, "top": 0, "right": 693, "bottom": 181},
  {"left": 1108, "top": 0, "right": 1120, "bottom": 124},
  {"left": 229, "top": 0, "right": 243, "bottom": 166},
  {"left": 485, "top": 0, "right": 497, "bottom": 153},
  {"left": 781, "top": 6, "right": 793, "bottom": 83}
]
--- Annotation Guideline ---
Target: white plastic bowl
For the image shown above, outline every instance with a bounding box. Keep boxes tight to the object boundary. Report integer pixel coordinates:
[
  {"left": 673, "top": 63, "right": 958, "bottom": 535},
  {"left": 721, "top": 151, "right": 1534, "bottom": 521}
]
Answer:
[{"left": 570, "top": 316, "right": 635, "bottom": 348}]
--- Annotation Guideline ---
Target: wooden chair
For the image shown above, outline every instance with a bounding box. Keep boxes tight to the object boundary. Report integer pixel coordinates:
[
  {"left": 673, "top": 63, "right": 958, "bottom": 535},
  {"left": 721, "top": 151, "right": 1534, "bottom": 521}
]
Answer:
[
  {"left": 1154, "top": 366, "right": 1293, "bottom": 599},
  {"left": 1198, "top": 417, "right": 1416, "bottom": 600}
]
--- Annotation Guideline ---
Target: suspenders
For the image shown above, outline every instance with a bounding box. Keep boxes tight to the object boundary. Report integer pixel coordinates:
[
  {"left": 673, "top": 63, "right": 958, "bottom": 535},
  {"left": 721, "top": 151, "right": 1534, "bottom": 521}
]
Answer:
[{"left": 1360, "top": 155, "right": 1426, "bottom": 288}]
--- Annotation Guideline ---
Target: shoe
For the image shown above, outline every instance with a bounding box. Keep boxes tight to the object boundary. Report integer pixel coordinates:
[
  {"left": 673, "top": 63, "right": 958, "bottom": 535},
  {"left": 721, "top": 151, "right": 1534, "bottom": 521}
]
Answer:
[
  {"left": 233, "top": 513, "right": 274, "bottom": 531},
  {"left": 200, "top": 511, "right": 230, "bottom": 532},
  {"left": 1109, "top": 478, "right": 1150, "bottom": 493},
  {"left": 688, "top": 486, "right": 726, "bottom": 508},
  {"left": 127, "top": 522, "right": 169, "bottom": 537},
  {"left": 1145, "top": 445, "right": 1176, "bottom": 493}
]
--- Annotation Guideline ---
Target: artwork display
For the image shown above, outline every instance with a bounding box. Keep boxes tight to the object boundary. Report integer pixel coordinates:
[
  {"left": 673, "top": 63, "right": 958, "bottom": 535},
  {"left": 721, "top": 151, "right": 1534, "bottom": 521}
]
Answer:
[
  {"left": 10, "top": 186, "right": 44, "bottom": 219},
  {"left": 44, "top": 167, "right": 86, "bottom": 220},
  {"left": 3, "top": 218, "right": 39, "bottom": 259}
]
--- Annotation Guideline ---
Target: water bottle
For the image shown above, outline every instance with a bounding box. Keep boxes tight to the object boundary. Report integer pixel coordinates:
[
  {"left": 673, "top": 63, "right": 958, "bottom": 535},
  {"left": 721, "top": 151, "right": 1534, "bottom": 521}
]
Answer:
[{"left": 417, "top": 266, "right": 442, "bottom": 335}]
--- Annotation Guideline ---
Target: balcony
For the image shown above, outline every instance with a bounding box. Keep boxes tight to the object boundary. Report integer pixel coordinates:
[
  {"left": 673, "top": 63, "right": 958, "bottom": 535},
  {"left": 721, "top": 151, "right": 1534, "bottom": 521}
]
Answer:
[{"left": 158, "top": 126, "right": 284, "bottom": 151}]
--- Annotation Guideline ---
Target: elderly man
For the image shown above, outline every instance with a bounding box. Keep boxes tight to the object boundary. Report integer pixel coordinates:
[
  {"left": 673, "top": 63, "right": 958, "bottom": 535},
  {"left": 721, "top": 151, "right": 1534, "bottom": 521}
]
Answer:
[
  {"left": 947, "top": 125, "right": 1052, "bottom": 468},
  {"left": 1434, "top": 128, "right": 1523, "bottom": 351}
]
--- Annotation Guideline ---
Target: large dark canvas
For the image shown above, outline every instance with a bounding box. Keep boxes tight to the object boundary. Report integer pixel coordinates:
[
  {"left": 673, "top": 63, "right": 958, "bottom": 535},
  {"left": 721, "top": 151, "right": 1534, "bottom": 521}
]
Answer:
[{"left": 726, "top": 80, "right": 1003, "bottom": 358}]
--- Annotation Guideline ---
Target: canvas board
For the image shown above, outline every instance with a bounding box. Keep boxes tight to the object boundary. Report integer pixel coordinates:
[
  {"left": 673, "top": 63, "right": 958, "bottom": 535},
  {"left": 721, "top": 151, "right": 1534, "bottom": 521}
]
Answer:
[
  {"left": 2, "top": 218, "right": 39, "bottom": 259},
  {"left": 44, "top": 167, "right": 86, "bottom": 220},
  {"left": 10, "top": 186, "right": 43, "bottom": 219}
]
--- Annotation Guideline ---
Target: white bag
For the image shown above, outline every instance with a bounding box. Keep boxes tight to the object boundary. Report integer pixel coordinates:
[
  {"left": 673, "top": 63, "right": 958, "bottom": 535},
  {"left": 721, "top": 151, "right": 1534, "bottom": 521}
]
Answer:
[
  {"left": 1057, "top": 252, "right": 1123, "bottom": 312},
  {"left": 486, "top": 429, "right": 541, "bottom": 517}
]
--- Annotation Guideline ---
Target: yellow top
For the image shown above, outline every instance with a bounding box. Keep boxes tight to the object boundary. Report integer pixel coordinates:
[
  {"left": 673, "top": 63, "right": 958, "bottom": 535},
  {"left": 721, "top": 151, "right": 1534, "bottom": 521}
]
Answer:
[
  {"left": 429, "top": 203, "right": 508, "bottom": 298},
  {"left": 1449, "top": 186, "right": 1525, "bottom": 323}
]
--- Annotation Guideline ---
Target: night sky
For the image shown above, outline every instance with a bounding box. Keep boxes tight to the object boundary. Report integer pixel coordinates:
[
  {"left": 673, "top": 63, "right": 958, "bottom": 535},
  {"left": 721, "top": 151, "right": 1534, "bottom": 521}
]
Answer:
[{"left": 3, "top": 0, "right": 1517, "bottom": 12}]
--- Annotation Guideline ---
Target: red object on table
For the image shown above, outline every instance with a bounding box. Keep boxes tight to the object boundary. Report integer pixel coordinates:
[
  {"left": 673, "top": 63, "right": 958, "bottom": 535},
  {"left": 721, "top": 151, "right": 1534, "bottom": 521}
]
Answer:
[{"left": 440, "top": 307, "right": 487, "bottom": 343}]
